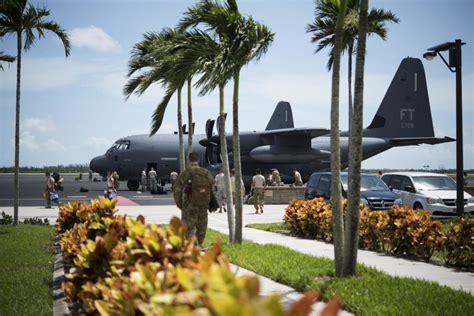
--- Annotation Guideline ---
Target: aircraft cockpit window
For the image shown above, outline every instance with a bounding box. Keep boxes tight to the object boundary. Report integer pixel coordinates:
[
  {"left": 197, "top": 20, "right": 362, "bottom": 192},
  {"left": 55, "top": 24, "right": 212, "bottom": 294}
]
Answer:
[{"left": 107, "top": 140, "right": 130, "bottom": 152}]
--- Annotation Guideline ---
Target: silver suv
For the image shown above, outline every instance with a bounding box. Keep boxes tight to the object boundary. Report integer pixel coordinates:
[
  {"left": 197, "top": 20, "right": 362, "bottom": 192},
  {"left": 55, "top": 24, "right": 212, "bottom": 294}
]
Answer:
[{"left": 381, "top": 172, "right": 474, "bottom": 217}]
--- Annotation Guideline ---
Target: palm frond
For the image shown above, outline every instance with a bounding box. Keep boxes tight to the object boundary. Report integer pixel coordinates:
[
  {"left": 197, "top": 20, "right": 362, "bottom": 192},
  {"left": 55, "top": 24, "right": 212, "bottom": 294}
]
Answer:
[{"left": 150, "top": 85, "right": 176, "bottom": 136}]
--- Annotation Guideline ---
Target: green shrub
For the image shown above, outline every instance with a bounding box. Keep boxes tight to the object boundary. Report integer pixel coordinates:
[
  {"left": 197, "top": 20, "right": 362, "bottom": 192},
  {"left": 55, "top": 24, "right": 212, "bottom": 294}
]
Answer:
[
  {"left": 283, "top": 199, "right": 463, "bottom": 264},
  {"left": 57, "top": 198, "right": 332, "bottom": 315},
  {"left": 0, "top": 211, "right": 13, "bottom": 225},
  {"left": 22, "top": 217, "right": 49, "bottom": 225},
  {"left": 444, "top": 216, "right": 474, "bottom": 267}
]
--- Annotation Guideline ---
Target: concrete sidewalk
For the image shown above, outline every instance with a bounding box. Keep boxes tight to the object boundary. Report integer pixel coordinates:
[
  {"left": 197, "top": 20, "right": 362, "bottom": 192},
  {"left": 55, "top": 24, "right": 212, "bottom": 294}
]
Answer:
[{"left": 3, "top": 203, "right": 473, "bottom": 294}]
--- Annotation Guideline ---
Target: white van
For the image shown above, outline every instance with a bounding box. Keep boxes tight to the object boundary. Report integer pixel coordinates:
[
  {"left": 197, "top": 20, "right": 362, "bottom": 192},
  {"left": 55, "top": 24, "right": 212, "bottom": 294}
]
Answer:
[{"left": 381, "top": 172, "right": 474, "bottom": 217}]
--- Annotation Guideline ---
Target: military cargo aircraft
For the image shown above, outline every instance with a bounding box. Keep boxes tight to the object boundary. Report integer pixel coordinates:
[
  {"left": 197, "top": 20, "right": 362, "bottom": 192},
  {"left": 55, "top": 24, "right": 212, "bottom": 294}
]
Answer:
[{"left": 90, "top": 57, "right": 453, "bottom": 191}]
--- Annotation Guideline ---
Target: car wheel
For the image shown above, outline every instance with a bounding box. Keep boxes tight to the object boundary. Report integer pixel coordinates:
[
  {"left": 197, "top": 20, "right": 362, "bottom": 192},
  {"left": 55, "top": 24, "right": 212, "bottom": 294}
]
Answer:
[{"left": 413, "top": 202, "right": 423, "bottom": 210}]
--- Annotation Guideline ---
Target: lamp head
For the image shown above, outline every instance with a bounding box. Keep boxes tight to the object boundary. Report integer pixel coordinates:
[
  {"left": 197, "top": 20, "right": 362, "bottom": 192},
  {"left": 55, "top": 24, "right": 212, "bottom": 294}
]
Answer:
[{"left": 423, "top": 51, "right": 437, "bottom": 61}]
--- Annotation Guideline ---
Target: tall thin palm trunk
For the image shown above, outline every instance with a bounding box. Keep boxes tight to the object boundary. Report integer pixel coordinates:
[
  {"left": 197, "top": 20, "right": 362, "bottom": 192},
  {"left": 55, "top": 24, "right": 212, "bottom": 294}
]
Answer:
[
  {"left": 187, "top": 78, "right": 193, "bottom": 154},
  {"left": 330, "top": 0, "right": 348, "bottom": 277},
  {"left": 232, "top": 71, "right": 243, "bottom": 243},
  {"left": 177, "top": 86, "right": 185, "bottom": 172},
  {"left": 348, "top": 42, "right": 353, "bottom": 137},
  {"left": 343, "top": 0, "right": 368, "bottom": 276},
  {"left": 219, "top": 84, "right": 235, "bottom": 242},
  {"left": 13, "top": 32, "right": 22, "bottom": 225}
]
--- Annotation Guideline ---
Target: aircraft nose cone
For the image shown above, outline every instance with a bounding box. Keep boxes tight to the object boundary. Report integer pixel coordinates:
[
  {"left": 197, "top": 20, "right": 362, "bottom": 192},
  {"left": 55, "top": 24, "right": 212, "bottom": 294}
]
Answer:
[{"left": 90, "top": 155, "right": 107, "bottom": 174}]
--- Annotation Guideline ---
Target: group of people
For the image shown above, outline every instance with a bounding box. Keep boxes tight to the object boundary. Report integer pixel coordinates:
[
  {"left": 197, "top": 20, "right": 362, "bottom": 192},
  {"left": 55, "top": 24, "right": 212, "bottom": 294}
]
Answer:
[
  {"left": 140, "top": 167, "right": 179, "bottom": 193},
  {"left": 172, "top": 155, "right": 307, "bottom": 247},
  {"left": 44, "top": 172, "right": 63, "bottom": 208},
  {"left": 105, "top": 170, "right": 120, "bottom": 199}
]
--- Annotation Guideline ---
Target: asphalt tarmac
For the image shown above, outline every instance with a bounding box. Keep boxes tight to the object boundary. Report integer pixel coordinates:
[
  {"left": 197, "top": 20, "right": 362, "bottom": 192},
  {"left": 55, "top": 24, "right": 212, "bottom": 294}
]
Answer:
[{"left": 0, "top": 174, "right": 175, "bottom": 207}]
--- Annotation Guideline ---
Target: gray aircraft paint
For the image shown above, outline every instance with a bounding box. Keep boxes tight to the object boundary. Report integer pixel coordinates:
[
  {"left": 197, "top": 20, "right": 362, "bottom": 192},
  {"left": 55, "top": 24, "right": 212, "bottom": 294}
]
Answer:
[{"left": 90, "top": 58, "right": 453, "bottom": 190}]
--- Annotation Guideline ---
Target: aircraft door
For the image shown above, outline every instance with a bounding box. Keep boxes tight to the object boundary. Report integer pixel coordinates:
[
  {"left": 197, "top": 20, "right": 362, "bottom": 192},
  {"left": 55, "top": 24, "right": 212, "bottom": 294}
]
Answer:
[{"left": 147, "top": 163, "right": 158, "bottom": 172}]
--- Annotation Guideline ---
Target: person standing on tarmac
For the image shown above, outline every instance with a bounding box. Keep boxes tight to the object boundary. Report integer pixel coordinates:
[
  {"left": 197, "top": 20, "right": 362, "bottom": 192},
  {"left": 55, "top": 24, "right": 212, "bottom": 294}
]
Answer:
[
  {"left": 214, "top": 167, "right": 226, "bottom": 212},
  {"left": 44, "top": 172, "right": 55, "bottom": 208},
  {"left": 141, "top": 168, "right": 148, "bottom": 191},
  {"left": 106, "top": 171, "right": 117, "bottom": 199},
  {"left": 173, "top": 152, "right": 215, "bottom": 247},
  {"left": 148, "top": 167, "right": 157, "bottom": 192},
  {"left": 251, "top": 169, "right": 266, "bottom": 214},
  {"left": 170, "top": 170, "right": 178, "bottom": 191}
]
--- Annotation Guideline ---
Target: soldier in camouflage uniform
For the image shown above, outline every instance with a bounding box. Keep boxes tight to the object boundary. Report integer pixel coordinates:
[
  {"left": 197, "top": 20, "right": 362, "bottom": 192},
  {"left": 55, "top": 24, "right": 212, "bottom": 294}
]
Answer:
[
  {"left": 251, "top": 169, "right": 266, "bottom": 214},
  {"left": 173, "top": 152, "right": 215, "bottom": 246}
]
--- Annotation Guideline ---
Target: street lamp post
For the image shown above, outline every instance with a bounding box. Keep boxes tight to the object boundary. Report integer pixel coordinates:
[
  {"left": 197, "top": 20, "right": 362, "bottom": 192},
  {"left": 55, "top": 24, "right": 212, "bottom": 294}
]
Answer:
[{"left": 423, "top": 39, "right": 466, "bottom": 216}]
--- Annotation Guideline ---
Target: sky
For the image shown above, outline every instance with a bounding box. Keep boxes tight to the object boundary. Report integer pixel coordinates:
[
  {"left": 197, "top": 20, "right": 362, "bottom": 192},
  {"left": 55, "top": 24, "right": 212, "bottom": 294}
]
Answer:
[{"left": 0, "top": 0, "right": 473, "bottom": 170}]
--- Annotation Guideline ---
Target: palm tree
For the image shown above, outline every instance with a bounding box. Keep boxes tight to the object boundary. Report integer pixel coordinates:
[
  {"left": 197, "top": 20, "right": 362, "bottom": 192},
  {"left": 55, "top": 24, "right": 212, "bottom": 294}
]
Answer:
[
  {"left": 343, "top": 0, "right": 368, "bottom": 276},
  {"left": 0, "top": 0, "right": 70, "bottom": 224},
  {"left": 179, "top": 0, "right": 274, "bottom": 243},
  {"left": 307, "top": 0, "right": 399, "bottom": 131},
  {"left": 0, "top": 51, "right": 15, "bottom": 70},
  {"left": 193, "top": 34, "right": 237, "bottom": 243},
  {"left": 124, "top": 29, "right": 200, "bottom": 172},
  {"left": 328, "top": 0, "right": 347, "bottom": 277}
]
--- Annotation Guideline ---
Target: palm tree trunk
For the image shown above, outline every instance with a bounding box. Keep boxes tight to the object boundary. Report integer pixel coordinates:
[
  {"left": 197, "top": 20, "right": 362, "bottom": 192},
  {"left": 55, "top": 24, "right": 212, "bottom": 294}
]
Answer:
[
  {"left": 343, "top": 0, "right": 368, "bottom": 276},
  {"left": 219, "top": 84, "right": 235, "bottom": 242},
  {"left": 348, "top": 42, "right": 353, "bottom": 141},
  {"left": 232, "top": 70, "right": 243, "bottom": 244},
  {"left": 13, "top": 32, "right": 22, "bottom": 225},
  {"left": 177, "top": 85, "right": 185, "bottom": 173},
  {"left": 330, "top": 0, "right": 348, "bottom": 277},
  {"left": 187, "top": 78, "right": 193, "bottom": 154}
]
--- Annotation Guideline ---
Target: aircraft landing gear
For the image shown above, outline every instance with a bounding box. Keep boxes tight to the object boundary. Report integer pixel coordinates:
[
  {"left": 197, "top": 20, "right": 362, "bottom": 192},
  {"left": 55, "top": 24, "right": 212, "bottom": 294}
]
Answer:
[{"left": 127, "top": 180, "right": 140, "bottom": 191}]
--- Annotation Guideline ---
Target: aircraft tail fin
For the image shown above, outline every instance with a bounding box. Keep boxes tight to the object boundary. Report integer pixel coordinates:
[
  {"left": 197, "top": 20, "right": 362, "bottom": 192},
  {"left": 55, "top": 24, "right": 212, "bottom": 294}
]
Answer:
[
  {"left": 364, "top": 57, "right": 435, "bottom": 139},
  {"left": 265, "top": 101, "right": 294, "bottom": 130}
]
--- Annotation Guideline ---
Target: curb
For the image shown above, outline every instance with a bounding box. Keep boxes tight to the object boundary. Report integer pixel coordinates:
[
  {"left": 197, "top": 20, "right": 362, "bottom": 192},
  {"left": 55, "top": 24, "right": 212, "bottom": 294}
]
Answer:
[{"left": 53, "top": 239, "right": 70, "bottom": 316}]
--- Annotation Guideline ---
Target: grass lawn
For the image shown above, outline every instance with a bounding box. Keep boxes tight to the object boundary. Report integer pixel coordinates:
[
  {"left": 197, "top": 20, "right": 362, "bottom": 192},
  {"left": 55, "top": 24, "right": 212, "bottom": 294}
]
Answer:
[
  {"left": 246, "top": 222, "right": 290, "bottom": 233},
  {"left": 204, "top": 229, "right": 474, "bottom": 316},
  {"left": 0, "top": 225, "right": 55, "bottom": 316}
]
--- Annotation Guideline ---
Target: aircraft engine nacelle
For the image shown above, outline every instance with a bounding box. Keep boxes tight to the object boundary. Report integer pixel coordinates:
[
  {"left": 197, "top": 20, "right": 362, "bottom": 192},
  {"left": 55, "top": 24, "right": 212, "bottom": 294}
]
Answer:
[{"left": 249, "top": 145, "right": 329, "bottom": 164}]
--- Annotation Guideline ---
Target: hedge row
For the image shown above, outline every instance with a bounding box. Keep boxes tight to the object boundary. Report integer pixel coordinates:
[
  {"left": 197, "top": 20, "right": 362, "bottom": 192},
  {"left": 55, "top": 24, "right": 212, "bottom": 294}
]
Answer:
[
  {"left": 57, "top": 198, "right": 340, "bottom": 315},
  {"left": 284, "top": 198, "right": 473, "bottom": 266}
]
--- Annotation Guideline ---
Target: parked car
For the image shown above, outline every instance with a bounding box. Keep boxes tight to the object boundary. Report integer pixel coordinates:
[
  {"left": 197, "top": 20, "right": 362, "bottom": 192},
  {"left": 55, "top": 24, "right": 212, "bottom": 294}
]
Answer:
[
  {"left": 381, "top": 172, "right": 474, "bottom": 217},
  {"left": 305, "top": 172, "right": 401, "bottom": 210}
]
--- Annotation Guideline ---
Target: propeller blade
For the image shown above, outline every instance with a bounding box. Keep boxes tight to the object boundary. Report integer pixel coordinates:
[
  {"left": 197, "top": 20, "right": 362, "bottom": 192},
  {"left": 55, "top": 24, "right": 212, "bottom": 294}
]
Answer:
[
  {"left": 205, "top": 119, "right": 211, "bottom": 139},
  {"left": 206, "top": 119, "right": 215, "bottom": 139}
]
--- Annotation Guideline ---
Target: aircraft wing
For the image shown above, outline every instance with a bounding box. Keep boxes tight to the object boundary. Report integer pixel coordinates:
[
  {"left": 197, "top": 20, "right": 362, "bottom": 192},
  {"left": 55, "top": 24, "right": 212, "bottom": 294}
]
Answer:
[
  {"left": 260, "top": 127, "right": 329, "bottom": 147},
  {"left": 390, "top": 136, "right": 455, "bottom": 146}
]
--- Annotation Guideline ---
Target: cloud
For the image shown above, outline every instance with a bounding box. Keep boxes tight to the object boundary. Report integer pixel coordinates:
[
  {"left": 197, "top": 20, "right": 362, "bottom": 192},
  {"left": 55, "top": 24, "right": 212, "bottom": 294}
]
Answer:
[
  {"left": 0, "top": 57, "right": 124, "bottom": 92},
  {"left": 44, "top": 139, "right": 67, "bottom": 152},
  {"left": 11, "top": 131, "right": 40, "bottom": 151},
  {"left": 85, "top": 136, "right": 113, "bottom": 149},
  {"left": 69, "top": 26, "right": 121, "bottom": 53},
  {"left": 23, "top": 117, "right": 56, "bottom": 133}
]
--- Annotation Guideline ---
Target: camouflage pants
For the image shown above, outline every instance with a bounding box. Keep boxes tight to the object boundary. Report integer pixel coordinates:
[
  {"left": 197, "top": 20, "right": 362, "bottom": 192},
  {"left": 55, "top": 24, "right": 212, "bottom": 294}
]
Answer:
[
  {"left": 150, "top": 178, "right": 157, "bottom": 192},
  {"left": 253, "top": 188, "right": 265, "bottom": 211},
  {"left": 44, "top": 188, "right": 52, "bottom": 208},
  {"left": 181, "top": 205, "right": 208, "bottom": 246},
  {"left": 216, "top": 188, "right": 226, "bottom": 208}
]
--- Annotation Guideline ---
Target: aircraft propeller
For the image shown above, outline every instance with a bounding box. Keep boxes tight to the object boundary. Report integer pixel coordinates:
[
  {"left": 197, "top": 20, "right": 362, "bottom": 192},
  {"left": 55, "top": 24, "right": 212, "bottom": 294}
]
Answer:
[{"left": 199, "top": 116, "right": 228, "bottom": 165}]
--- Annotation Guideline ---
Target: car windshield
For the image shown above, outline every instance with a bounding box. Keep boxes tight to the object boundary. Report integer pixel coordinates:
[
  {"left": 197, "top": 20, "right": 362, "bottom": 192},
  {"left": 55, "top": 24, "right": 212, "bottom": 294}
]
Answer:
[
  {"left": 340, "top": 174, "right": 389, "bottom": 191},
  {"left": 412, "top": 176, "right": 457, "bottom": 191}
]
